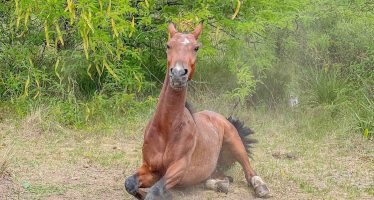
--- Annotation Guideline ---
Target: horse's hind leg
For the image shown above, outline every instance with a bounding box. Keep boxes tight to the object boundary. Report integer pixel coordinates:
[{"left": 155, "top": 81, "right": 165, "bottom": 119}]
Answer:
[{"left": 222, "top": 125, "right": 270, "bottom": 198}]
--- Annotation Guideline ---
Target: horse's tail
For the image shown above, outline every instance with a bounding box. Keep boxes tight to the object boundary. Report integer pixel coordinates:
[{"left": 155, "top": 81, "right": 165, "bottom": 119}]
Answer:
[
  {"left": 227, "top": 116, "right": 257, "bottom": 155},
  {"left": 217, "top": 116, "right": 257, "bottom": 171}
]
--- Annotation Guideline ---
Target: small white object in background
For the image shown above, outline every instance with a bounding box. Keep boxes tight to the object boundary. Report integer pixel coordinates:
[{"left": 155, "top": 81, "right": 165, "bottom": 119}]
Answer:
[{"left": 288, "top": 95, "right": 299, "bottom": 107}]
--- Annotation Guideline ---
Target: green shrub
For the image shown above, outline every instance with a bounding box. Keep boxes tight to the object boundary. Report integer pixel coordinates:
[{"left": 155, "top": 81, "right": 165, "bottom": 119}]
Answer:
[
  {"left": 354, "top": 94, "right": 374, "bottom": 139},
  {"left": 299, "top": 68, "right": 349, "bottom": 106}
]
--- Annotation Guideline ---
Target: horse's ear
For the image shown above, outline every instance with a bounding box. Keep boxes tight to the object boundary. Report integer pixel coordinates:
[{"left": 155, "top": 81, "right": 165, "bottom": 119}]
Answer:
[
  {"left": 192, "top": 21, "right": 203, "bottom": 39},
  {"left": 168, "top": 22, "right": 177, "bottom": 37}
]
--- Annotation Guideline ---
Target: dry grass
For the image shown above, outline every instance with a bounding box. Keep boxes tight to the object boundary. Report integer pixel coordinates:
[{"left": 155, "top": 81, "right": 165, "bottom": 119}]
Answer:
[
  {"left": 20, "top": 109, "right": 44, "bottom": 137},
  {"left": 0, "top": 153, "right": 9, "bottom": 179},
  {"left": 0, "top": 133, "right": 18, "bottom": 199},
  {"left": 0, "top": 103, "right": 373, "bottom": 199}
]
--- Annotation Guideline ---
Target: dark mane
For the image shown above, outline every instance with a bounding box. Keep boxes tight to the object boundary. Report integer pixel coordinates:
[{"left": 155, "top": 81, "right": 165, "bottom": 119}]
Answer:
[{"left": 185, "top": 101, "right": 195, "bottom": 114}]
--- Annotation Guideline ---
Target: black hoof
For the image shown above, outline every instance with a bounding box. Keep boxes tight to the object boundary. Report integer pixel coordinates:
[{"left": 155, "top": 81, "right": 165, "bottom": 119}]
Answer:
[
  {"left": 144, "top": 192, "right": 172, "bottom": 200},
  {"left": 125, "top": 175, "right": 139, "bottom": 196}
]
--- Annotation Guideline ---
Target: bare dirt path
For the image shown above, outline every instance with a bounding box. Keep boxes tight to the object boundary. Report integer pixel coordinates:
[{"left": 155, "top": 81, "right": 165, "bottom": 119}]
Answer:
[{"left": 1, "top": 110, "right": 373, "bottom": 200}]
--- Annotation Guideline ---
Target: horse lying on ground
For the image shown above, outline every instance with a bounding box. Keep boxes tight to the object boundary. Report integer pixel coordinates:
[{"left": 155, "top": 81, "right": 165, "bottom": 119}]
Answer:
[{"left": 124, "top": 22, "right": 270, "bottom": 200}]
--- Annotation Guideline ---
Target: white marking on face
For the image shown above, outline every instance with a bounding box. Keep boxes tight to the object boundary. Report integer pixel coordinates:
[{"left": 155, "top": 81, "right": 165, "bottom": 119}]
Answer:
[{"left": 181, "top": 37, "right": 190, "bottom": 45}]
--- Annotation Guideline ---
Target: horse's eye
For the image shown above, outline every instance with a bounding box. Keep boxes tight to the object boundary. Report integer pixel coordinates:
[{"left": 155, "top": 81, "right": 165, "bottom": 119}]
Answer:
[
  {"left": 194, "top": 46, "right": 199, "bottom": 51},
  {"left": 166, "top": 44, "right": 171, "bottom": 49}
]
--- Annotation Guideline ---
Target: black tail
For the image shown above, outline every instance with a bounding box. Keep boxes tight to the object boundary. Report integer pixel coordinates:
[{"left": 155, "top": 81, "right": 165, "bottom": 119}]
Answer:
[
  {"left": 227, "top": 116, "right": 257, "bottom": 156},
  {"left": 216, "top": 116, "right": 257, "bottom": 171}
]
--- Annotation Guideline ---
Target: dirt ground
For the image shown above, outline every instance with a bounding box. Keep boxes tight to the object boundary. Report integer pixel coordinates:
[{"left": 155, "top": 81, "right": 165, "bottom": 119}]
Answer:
[{"left": 0, "top": 109, "right": 373, "bottom": 200}]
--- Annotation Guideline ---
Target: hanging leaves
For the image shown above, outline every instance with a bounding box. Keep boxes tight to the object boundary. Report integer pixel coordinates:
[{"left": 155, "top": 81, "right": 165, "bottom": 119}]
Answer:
[
  {"left": 54, "top": 58, "right": 62, "bottom": 83},
  {"left": 44, "top": 21, "right": 50, "bottom": 46},
  {"left": 65, "top": 0, "right": 76, "bottom": 24},
  {"left": 103, "top": 59, "right": 118, "bottom": 81},
  {"left": 111, "top": 18, "right": 119, "bottom": 38},
  {"left": 231, "top": 0, "right": 241, "bottom": 20},
  {"left": 55, "top": 22, "right": 64, "bottom": 46},
  {"left": 4, "top": 0, "right": 306, "bottom": 100},
  {"left": 23, "top": 75, "right": 30, "bottom": 97}
]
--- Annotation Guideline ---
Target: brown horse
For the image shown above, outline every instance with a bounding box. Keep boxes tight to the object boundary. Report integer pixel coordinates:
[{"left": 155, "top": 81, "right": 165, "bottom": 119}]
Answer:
[{"left": 124, "top": 22, "right": 270, "bottom": 199}]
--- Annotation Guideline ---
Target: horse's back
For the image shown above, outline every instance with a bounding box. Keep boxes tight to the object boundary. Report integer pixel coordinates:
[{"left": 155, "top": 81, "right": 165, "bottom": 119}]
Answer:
[{"left": 193, "top": 110, "right": 231, "bottom": 127}]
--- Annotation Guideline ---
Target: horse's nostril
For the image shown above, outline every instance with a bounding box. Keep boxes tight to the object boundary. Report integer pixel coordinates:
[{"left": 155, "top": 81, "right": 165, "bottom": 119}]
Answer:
[{"left": 170, "top": 66, "right": 188, "bottom": 77}]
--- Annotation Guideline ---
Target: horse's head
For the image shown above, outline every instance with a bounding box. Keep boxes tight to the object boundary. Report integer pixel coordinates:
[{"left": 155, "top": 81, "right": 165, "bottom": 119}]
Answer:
[{"left": 166, "top": 22, "right": 203, "bottom": 90}]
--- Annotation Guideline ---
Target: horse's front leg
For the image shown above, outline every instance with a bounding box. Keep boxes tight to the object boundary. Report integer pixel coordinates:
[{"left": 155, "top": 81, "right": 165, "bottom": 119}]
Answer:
[
  {"left": 125, "top": 165, "right": 160, "bottom": 199},
  {"left": 144, "top": 158, "right": 188, "bottom": 200}
]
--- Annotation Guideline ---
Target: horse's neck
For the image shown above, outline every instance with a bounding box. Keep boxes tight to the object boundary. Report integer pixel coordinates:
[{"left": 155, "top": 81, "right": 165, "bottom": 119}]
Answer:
[{"left": 153, "top": 73, "right": 186, "bottom": 131}]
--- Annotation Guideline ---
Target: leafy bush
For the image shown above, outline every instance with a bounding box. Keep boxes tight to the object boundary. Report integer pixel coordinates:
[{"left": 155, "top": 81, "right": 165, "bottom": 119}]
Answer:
[
  {"left": 1, "top": 0, "right": 301, "bottom": 100},
  {"left": 299, "top": 68, "right": 349, "bottom": 106},
  {"left": 0, "top": 0, "right": 373, "bottom": 138},
  {"left": 354, "top": 95, "right": 374, "bottom": 139}
]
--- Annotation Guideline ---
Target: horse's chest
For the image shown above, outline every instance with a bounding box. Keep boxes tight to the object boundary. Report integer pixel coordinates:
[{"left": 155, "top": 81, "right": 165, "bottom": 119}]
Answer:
[
  {"left": 143, "top": 127, "right": 195, "bottom": 172},
  {"left": 143, "top": 135, "right": 166, "bottom": 171}
]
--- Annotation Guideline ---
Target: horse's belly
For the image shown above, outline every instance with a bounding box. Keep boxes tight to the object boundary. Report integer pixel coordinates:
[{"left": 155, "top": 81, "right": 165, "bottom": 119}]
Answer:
[{"left": 178, "top": 111, "right": 224, "bottom": 186}]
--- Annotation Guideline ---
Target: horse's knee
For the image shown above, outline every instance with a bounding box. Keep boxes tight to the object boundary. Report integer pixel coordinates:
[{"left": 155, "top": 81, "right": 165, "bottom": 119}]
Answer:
[{"left": 125, "top": 174, "right": 139, "bottom": 195}]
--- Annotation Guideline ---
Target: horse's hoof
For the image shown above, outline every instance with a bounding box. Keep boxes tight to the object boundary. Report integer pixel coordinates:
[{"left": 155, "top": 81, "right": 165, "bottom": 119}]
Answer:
[
  {"left": 144, "top": 190, "right": 171, "bottom": 200},
  {"left": 205, "top": 178, "right": 230, "bottom": 194},
  {"left": 250, "top": 176, "right": 270, "bottom": 198},
  {"left": 217, "top": 180, "right": 229, "bottom": 194},
  {"left": 124, "top": 175, "right": 138, "bottom": 195},
  {"left": 254, "top": 184, "right": 270, "bottom": 198}
]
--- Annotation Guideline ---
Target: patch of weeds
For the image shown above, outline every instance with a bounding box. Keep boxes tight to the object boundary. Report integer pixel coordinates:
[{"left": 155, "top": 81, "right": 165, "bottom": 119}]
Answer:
[
  {"left": 300, "top": 68, "right": 349, "bottom": 106},
  {"left": 23, "top": 182, "right": 67, "bottom": 197},
  {"left": 82, "top": 148, "right": 127, "bottom": 167},
  {"left": 297, "top": 179, "right": 319, "bottom": 194},
  {"left": 16, "top": 159, "right": 40, "bottom": 169},
  {"left": 66, "top": 142, "right": 128, "bottom": 167},
  {"left": 342, "top": 185, "right": 362, "bottom": 199},
  {"left": 289, "top": 176, "right": 322, "bottom": 195},
  {"left": 353, "top": 94, "right": 374, "bottom": 139},
  {"left": 66, "top": 146, "right": 85, "bottom": 164},
  {"left": 364, "top": 187, "right": 374, "bottom": 196},
  {"left": 96, "top": 151, "right": 126, "bottom": 167},
  {"left": 0, "top": 93, "right": 156, "bottom": 132}
]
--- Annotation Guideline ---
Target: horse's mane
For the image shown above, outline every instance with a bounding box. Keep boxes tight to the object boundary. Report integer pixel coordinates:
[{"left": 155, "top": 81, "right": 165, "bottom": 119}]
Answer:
[{"left": 185, "top": 101, "right": 195, "bottom": 114}]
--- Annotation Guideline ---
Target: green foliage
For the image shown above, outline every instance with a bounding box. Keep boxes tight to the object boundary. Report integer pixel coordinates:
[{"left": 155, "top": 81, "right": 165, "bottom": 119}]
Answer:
[
  {"left": 3, "top": 93, "right": 156, "bottom": 128},
  {"left": 0, "top": 0, "right": 373, "bottom": 138},
  {"left": 1, "top": 0, "right": 301, "bottom": 101},
  {"left": 354, "top": 94, "right": 374, "bottom": 139},
  {"left": 0, "top": 0, "right": 304, "bottom": 125},
  {"left": 1, "top": 0, "right": 149, "bottom": 100},
  {"left": 292, "top": 0, "right": 374, "bottom": 137},
  {"left": 300, "top": 68, "right": 349, "bottom": 106}
]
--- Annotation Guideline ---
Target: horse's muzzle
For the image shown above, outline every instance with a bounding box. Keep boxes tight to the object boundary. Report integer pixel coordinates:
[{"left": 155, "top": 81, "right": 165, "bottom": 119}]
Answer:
[{"left": 169, "top": 63, "right": 188, "bottom": 90}]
